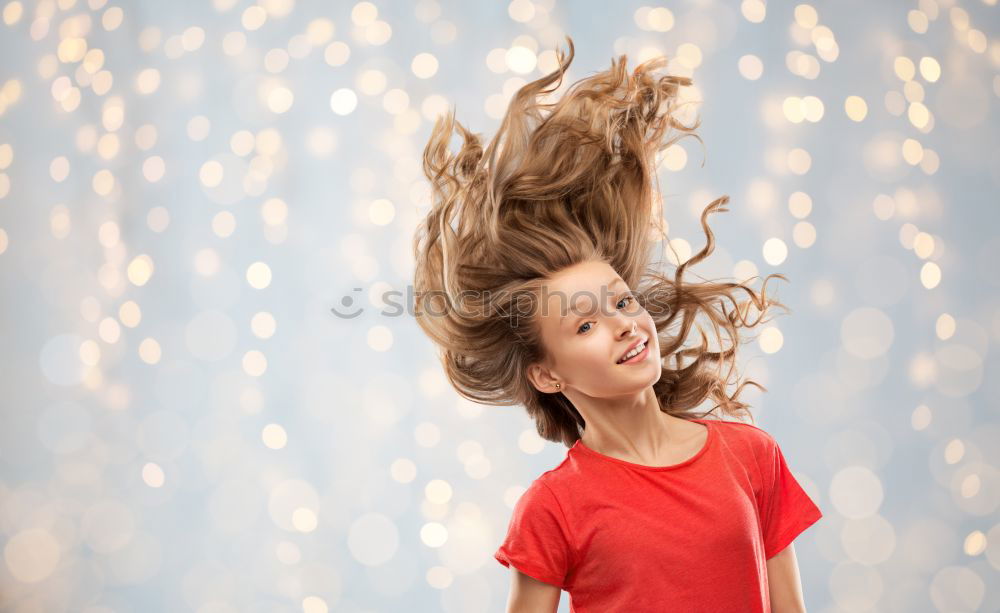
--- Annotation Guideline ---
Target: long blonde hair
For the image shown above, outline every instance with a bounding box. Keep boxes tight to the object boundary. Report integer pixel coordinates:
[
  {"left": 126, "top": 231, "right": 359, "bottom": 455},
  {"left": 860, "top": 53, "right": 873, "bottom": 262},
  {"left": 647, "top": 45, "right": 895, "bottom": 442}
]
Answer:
[{"left": 412, "top": 37, "right": 787, "bottom": 447}]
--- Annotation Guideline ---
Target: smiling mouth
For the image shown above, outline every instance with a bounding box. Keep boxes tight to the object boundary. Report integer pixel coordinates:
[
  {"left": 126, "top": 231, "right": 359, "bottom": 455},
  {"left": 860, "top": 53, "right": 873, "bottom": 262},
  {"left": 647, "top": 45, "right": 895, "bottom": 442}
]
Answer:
[{"left": 616, "top": 338, "right": 649, "bottom": 364}]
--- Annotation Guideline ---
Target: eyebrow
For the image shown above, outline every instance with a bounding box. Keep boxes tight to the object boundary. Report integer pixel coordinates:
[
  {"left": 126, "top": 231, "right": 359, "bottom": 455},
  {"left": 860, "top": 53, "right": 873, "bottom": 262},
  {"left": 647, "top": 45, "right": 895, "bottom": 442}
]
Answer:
[{"left": 561, "top": 278, "right": 627, "bottom": 328}]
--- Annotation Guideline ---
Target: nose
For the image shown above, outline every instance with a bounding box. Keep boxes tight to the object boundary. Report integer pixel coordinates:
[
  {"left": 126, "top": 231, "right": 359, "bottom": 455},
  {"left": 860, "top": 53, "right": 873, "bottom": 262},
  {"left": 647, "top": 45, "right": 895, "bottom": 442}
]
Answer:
[{"left": 618, "top": 318, "right": 638, "bottom": 339}]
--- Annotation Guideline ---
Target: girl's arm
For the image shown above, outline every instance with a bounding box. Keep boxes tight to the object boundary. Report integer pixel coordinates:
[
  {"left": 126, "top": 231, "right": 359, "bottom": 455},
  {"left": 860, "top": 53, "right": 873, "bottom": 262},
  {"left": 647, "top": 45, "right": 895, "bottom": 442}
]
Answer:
[
  {"left": 504, "top": 568, "right": 561, "bottom": 613},
  {"left": 766, "top": 542, "right": 807, "bottom": 612}
]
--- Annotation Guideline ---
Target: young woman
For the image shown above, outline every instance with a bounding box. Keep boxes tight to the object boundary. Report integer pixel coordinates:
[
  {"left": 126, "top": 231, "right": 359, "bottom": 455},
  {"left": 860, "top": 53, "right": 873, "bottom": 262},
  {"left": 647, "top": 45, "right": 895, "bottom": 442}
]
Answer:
[{"left": 412, "top": 37, "right": 823, "bottom": 612}]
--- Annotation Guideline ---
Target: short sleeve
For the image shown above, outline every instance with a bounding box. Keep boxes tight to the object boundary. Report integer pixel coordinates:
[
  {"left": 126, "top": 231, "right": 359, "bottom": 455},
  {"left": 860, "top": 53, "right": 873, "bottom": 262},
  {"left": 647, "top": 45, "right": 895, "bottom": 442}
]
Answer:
[
  {"left": 759, "top": 435, "right": 823, "bottom": 560},
  {"left": 494, "top": 479, "right": 573, "bottom": 589}
]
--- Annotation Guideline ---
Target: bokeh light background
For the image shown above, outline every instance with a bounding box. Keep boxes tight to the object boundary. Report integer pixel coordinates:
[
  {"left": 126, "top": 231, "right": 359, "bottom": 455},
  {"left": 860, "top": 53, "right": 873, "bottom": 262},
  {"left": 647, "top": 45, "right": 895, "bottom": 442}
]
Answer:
[{"left": 1, "top": 0, "right": 999, "bottom": 611}]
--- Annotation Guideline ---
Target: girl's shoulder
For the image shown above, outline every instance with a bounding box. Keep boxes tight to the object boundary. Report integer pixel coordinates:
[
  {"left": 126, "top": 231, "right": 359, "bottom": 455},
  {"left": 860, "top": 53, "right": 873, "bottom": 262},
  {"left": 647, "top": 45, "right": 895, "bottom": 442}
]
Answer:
[{"left": 703, "top": 417, "right": 780, "bottom": 457}]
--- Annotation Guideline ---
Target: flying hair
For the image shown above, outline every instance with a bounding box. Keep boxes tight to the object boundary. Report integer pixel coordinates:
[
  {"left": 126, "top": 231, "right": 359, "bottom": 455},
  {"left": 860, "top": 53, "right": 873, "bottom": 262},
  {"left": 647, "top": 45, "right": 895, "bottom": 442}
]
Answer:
[{"left": 413, "top": 36, "right": 789, "bottom": 447}]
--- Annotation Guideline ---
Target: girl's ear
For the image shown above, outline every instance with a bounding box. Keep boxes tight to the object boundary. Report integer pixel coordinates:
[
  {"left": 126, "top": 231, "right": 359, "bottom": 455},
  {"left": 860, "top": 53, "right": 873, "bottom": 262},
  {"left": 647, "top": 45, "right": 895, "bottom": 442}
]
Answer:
[{"left": 526, "top": 362, "right": 558, "bottom": 394}]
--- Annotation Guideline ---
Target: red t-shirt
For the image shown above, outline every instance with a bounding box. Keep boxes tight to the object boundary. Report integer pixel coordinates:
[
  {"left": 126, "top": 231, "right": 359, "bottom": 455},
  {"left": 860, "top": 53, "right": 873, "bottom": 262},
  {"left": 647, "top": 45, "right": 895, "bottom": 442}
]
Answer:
[{"left": 494, "top": 418, "right": 823, "bottom": 612}]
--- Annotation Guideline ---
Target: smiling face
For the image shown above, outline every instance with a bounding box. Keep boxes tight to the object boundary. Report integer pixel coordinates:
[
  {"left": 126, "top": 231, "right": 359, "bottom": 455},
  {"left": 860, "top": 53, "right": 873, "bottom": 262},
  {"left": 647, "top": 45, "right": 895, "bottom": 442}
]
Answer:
[{"left": 527, "top": 258, "right": 662, "bottom": 397}]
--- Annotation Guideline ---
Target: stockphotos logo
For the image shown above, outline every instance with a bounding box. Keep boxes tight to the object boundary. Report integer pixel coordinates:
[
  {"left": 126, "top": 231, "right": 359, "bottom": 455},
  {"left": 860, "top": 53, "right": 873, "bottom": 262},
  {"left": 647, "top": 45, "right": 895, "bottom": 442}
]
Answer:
[{"left": 329, "top": 284, "right": 672, "bottom": 326}]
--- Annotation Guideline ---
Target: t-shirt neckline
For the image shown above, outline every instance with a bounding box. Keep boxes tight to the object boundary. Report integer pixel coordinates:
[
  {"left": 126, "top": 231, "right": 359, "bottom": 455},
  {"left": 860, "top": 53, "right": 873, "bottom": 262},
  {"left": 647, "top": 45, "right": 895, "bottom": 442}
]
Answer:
[{"left": 571, "top": 418, "right": 714, "bottom": 471}]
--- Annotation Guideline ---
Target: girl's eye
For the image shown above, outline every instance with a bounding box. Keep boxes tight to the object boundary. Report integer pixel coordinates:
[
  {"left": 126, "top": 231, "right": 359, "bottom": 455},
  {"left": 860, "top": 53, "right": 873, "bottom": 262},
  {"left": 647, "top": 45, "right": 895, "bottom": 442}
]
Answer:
[{"left": 577, "top": 297, "right": 634, "bottom": 334}]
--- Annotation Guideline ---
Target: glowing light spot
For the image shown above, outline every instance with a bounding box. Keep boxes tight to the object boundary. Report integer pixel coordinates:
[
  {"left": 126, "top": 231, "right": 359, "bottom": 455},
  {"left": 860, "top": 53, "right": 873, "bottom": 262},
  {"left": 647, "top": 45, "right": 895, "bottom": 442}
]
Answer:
[
  {"left": 351, "top": 1, "right": 377, "bottom": 25},
  {"left": 508, "top": 0, "right": 534, "bottom": 23},
  {"left": 186, "top": 115, "right": 211, "bottom": 141},
  {"left": 136, "top": 68, "right": 160, "bottom": 94},
  {"left": 411, "top": 53, "right": 439, "bottom": 79},
  {"left": 390, "top": 458, "right": 417, "bottom": 483},
  {"left": 193, "top": 248, "right": 220, "bottom": 276},
  {"left": 425, "top": 479, "right": 453, "bottom": 504},
  {"left": 138, "top": 337, "right": 161, "bottom": 364},
  {"left": 4, "top": 529, "right": 61, "bottom": 583},
  {"left": 227, "top": 130, "right": 253, "bottom": 156},
  {"left": 894, "top": 56, "right": 915, "bottom": 81},
  {"left": 788, "top": 148, "right": 812, "bottom": 174},
  {"left": 82, "top": 48, "right": 105, "bottom": 74},
  {"left": 142, "top": 463, "right": 165, "bottom": 487},
  {"left": 142, "top": 156, "right": 165, "bottom": 182},
  {"left": 357, "top": 69, "right": 387, "bottom": 95},
  {"left": 830, "top": 466, "right": 883, "bottom": 518},
  {"left": 935, "top": 313, "right": 956, "bottom": 340},
  {"left": 919, "top": 56, "right": 941, "bottom": 82},
  {"left": 127, "top": 254, "right": 154, "bottom": 286},
  {"left": 944, "top": 439, "right": 965, "bottom": 464},
  {"left": 199, "top": 160, "right": 223, "bottom": 187},
  {"left": 102, "top": 6, "right": 123, "bottom": 30},
  {"left": 792, "top": 221, "right": 816, "bottom": 248},
  {"left": 420, "top": 522, "right": 448, "bottom": 547},
  {"left": 367, "top": 325, "right": 392, "bottom": 351},
  {"left": 264, "top": 49, "right": 289, "bottom": 73},
  {"left": 49, "top": 156, "right": 71, "bottom": 182},
  {"left": 324, "top": 41, "right": 350, "bottom": 66},
  {"left": 506, "top": 46, "right": 536, "bottom": 74},
  {"left": 99, "top": 316, "right": 122, "bottom": 342},
  {"left": 3, "top": 2, "right": 24, "bottom": 25},
  {"left": 262, "top": 423, "right": 287, "bottom": 449},
  {"left": 382, "top": 88, "right": 409, "bottom": 114},
  {"left": 911, "top": 405, "right": 931, "bottom": 430},
  {"left": 302, "top": 596, "right": 329, "bottom": 613},
  {"left": 212, "top": 211, "right": 236, "bottom": 237},
  {"left": 292, "top": 508, "right": 317, "bottom": 532},
  {"left": 119, "top": 300, "right": 141, "bottom": 327},
  {"left": 92, "top": 70, "right": 112, "bottom": 95},
  {"left": 907, "top": 102, "right": 930, "bottom": 129},
  {"left": 845, "top": 95, "right": 867, "bottom": 121},
  {"left": 58, "top": 37, "right": 88, "bottom": 63},
  {"left": 647, "top": 7, "right": 674, "bottom": 31},
  {"left": 782, "top": 96, "right": 805, "bottom": 123},
  {"left": 964, "top": 531, "right": 987, "bottom": 556},
  {"left": 660, "top": 143, "right": 687, "bottom": 171},
  {"left": 788, "top": 191, "right": 812, "bottom": 218},
  {"left": 251, "top": 311, "right": 276, "bottom": 338},
  {"left": 330, "top": 88, "right": 357, "bottom": 115},
  {"left": 181, "top": 26, "right": 205, "bottom": 51},
  {"left": 134, "top": 124, "right": 157, "bottom": 150},
  {"left": 741, "top": 0, "right": 766, "bottom": 23},
  {"left": 246, "top": 261, "right": 272, "bottom": 289},
  {"left": 267, "top": 86, "right": 294, "bottom": 113},
  {"left": 920, "top": 261, "right": 941, "bottom": 289},
  {"left": 364, "top": 20, "right": 391, "bottom": 45},
  {"left": 762, "top": 237, "right": 788, "bottom": 265},
  {"left": 794, "top": 4, "right": 818, "bottom": 28},
  {"left": 802, "top": 95, "right": 824, "bottom": 121},
  {"left": 242, "top": 349, "right": 267, "bottom": 376},
  {"left": 306, "top": 18, "right": 335, "bottom": 45},
  {"left": 92, "top": 169, "right": 115, "bottom": 195},
  {"left": 908, "top": 10, "right": 928, "bottom": 33},
  {"left": 242, "top": 5, "right": 266, "bottom": 30},
  {"left": 222, "top": 31, "right": 246, "bottom": 55},
  {"left": 676, "top": 43, "right": 702, "bottom": 69},
  {"left": 758, "top": 326, "right": 784, "bottom": 354},
  {"left": 79, "top": 339, "right": 101, "bottom": 366},
  {"left": 738, "top": 54, "right": 763, "bottom": 80},
  {"left": 369, "top": 198, "right": 395, "bottom": 225}
]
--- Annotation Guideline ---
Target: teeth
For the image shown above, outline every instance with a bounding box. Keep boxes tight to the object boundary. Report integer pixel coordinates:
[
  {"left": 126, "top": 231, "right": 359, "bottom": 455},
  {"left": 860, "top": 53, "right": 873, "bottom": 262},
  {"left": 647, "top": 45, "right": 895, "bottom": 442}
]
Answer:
[{"left": 618, "top": 341, "right": 646, "bottom": 363}]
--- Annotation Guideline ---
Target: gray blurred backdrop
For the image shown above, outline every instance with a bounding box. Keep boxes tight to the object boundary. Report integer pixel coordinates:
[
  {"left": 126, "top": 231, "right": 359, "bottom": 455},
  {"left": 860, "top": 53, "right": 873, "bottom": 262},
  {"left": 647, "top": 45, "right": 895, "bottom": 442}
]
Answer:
[{"left": 1, "top": 0, "right": 999, "bottom": 611}]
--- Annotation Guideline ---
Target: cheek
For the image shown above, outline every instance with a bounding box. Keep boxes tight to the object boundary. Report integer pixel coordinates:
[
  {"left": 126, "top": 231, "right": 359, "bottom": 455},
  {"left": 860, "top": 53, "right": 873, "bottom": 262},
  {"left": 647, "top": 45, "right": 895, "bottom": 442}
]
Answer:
[{"left": 561, "top": 337, "right": 613, "bottom": 372}]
